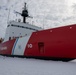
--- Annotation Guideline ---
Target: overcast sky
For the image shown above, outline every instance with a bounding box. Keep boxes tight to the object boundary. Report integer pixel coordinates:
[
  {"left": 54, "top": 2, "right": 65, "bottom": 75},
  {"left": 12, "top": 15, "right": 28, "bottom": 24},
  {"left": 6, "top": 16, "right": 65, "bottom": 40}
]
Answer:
[{"left": 0, "top": 0, "right": 76, "bottom": 37}]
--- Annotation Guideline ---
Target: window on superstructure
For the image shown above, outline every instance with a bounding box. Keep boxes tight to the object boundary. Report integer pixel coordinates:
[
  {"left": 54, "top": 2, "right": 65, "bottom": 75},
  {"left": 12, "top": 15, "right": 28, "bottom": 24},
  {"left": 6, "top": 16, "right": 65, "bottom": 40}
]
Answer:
[
  {"left": 7, "top": 25, "right": 10, "bottom": 27},
  {"left": 12, "top": 32, "right": 14, "bottom": 34},
  {"left": 11, "top": 24, "right": 38, "bottom": 31},
  {"left": 9, "top": 37, "right": 11, "bottom": 40}
]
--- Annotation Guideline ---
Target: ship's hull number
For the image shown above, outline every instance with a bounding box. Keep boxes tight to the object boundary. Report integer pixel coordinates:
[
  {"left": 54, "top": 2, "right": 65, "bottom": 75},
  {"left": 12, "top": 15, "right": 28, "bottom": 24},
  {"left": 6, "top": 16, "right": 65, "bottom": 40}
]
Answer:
[{"left": 28, "top": 44, "right": 33, "bottom": 48}]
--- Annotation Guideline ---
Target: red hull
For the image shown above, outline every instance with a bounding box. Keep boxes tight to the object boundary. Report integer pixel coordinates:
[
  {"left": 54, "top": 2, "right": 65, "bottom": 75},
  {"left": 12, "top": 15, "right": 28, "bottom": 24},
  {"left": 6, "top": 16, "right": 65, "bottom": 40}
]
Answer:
[
  {"left": 0, "top": 24, "right": 76, "bottom": 60},
  {"left": 0, "top": 39, "right": 15, "bottom": 55}
]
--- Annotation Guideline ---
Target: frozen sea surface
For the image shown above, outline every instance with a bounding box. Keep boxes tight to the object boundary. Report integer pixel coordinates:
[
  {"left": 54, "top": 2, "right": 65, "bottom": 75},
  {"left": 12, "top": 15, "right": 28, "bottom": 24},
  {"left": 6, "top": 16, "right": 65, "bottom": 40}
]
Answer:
[{"left": 0, "top": 56, "right": 76, "bottom": 75}]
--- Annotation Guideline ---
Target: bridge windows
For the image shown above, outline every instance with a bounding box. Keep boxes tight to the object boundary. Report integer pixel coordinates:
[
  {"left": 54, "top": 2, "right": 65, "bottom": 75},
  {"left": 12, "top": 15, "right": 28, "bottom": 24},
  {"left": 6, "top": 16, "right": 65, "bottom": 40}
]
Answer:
[{"left": 11, "top": 24, "right": 38, "bottom": 31}]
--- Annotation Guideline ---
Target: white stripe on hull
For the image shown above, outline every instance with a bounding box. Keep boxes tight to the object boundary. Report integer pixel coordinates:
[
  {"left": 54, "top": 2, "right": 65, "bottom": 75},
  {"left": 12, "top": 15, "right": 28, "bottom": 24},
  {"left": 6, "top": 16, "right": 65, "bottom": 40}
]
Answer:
[{"left": 12, "top": 34, "right": 32, "bottom": 55}]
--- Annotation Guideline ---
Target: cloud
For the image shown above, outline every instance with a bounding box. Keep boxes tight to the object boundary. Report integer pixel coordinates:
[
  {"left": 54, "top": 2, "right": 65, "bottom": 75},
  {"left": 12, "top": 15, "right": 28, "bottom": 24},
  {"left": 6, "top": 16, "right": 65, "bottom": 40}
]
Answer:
[{"left": 0, "top": 0, "right": 76, "bottom": 37}]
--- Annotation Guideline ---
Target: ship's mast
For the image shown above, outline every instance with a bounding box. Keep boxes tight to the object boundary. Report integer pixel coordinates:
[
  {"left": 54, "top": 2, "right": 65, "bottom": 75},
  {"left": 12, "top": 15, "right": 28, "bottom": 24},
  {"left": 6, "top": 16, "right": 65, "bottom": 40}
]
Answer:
[
  {"left": 14, "top": 2, "right": 32, "bottom": 23},
  {"left": 21, "top": 3, "right": 28, "bottom": 23}
]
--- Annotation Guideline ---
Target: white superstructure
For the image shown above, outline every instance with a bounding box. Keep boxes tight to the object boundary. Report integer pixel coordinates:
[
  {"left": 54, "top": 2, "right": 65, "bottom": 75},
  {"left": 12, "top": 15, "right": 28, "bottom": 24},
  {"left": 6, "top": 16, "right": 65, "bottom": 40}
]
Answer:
[{"left": 4, "top": 21, "right": 42, "bottom": 42}]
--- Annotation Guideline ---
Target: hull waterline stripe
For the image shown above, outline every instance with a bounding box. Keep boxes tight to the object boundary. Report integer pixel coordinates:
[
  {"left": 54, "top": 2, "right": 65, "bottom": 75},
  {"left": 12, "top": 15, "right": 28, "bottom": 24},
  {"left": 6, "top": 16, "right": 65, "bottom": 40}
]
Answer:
[{"left": 11, "top": 38, "right": 19, "bottom": 55}]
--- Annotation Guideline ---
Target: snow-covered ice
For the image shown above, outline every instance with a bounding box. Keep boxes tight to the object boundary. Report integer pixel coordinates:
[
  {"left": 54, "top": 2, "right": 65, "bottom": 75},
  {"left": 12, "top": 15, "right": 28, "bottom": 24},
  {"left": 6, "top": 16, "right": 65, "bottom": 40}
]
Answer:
[{"left": 0, "top": 55, "right": 76, "bottom": 75}]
